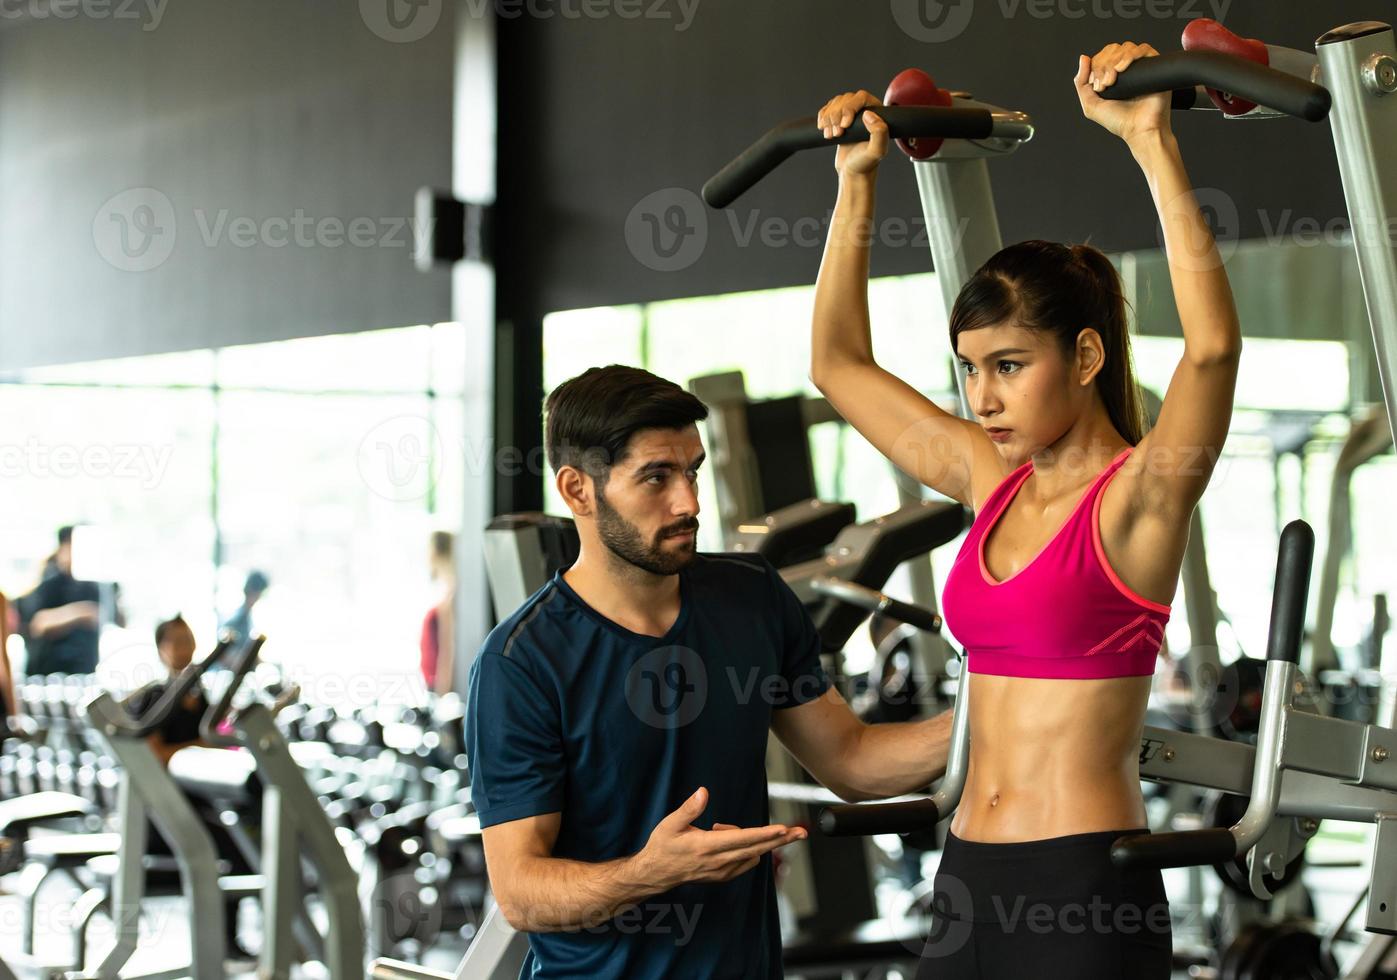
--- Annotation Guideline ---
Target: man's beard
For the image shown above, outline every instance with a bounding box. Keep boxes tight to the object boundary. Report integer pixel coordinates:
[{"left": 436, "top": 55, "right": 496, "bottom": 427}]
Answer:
[{"left": 595, "top": 488, "right": 698, "bottom": 576}]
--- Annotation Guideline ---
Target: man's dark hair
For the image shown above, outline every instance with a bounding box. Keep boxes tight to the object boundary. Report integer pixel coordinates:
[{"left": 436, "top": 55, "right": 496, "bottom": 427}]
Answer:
[
  {"left": 544, "top": 365, "right": 708, "bottom": 482},
  {"left": 57, "top": 525, "right": 76, "bottom": 546},
  {"left": 155, "top": 613, "right": 188, "bottom": 647}
]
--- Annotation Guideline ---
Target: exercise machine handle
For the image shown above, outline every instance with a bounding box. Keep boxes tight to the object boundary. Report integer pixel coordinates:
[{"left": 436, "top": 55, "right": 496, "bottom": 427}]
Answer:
[
  {"left": 809, "top": 576, "right": 943, "bottom": 634},
  {"left": 369, "top": 961, "right": 453, "bottom": 980},
  {"left": 118, "top": 636, "right": 236, "bottom": 737},
  {"left": 703, "top": 105, "right": 994, "bottom": 209},
  {"left": 1099, "top": 50, "right": 1331, "bottom": 121},
  {"left": 1115, "top": 520, "right": 1314, "bottom": 870},
  {"left": 1110, "top": 828, "right": 1237, "bottom": 869},
  {"left": 819, "top": 798, "right": 940, "bottom": 836},
  {"left": 200, "top": 634, "right": 268, "bottom": 745},
  {"left": 1266, "top": 520, "right": 1315, "bottom": 665}
]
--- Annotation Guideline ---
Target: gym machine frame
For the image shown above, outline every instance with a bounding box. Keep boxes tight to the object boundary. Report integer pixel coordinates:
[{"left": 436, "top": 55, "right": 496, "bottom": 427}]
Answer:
[
  {"left": 369, "top": 77, "right": 1036, "bottom": 980},
  {"left": 820, "top": 20, "right": 1397, "bottom": 977},
  {"left": 187, "top": 635, "right": 369, "bottom": 980},
  {"left": 69, "top": 638, "right": 244, "bottom": 980}
]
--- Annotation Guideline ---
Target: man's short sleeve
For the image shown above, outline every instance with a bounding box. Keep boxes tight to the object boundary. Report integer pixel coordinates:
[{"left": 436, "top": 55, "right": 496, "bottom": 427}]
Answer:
[
  {"left": 764, "top": 559, "right": 831, "bottom": 710},
  {"left": 13, "top": 579, "right": 54, "bottom": 637},
  {"left": 466, "top": 650, "right": 566, "bottom": 828}
]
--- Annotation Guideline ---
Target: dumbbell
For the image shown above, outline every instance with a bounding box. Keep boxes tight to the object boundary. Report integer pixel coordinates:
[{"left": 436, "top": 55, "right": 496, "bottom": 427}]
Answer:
[
  {"left": 0, "top": 753, "right": 17, "bottom": 800},
  {"left": 53, "top": 749, "right": 78, "bottom": 797},
  {"left": 11, "top": 743, "right": 38, "bottom": 796},
  {"left": 34, "top": 745, "right": 58, "bottom": 794}
]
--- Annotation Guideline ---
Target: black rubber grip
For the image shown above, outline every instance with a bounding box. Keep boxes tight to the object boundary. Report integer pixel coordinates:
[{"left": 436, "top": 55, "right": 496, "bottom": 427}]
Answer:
[
  {"left": 880, "top": 596, "right": 942, "bottom": 635},
  {"left": 1110, "top": 829, "right": 1238, "bottom": 869},
  {"left": 703, "top": 105, "right": 995, "bottom": 209},
  {"left": 810, "top": 577, "right": 943, "bottom": 635},
  {"left": 1266, "top": 520, "right": 1315, "bottom": 664},
  {"left": 1100, "top": 50, "right": 1331, "bottom": 121},
  {"left": 819, "top": 799, "right": 940, "bottom": 836},
  {"left": 201, "top": 635, "right": 266, "bottom": 741}
]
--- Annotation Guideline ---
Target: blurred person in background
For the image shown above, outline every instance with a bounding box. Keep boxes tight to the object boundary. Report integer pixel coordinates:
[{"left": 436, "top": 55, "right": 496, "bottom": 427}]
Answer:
[
  {"left": 15, "top": 525, "right": 123, "bottom": 675},
  {"left": 127, "top": 614, "right": 209, "bottom": 765},
  {"left": 420, "top": 530, "right": 456, "bottom": 696},
  {"left": 0, "top": 590, "right": 19, "bottom": 735},
  {"left": 219, "top": 569, "right": 269, "bottom": 649},
  {"left": 129, "top": 613, "right": 257, "bottom": 962}
]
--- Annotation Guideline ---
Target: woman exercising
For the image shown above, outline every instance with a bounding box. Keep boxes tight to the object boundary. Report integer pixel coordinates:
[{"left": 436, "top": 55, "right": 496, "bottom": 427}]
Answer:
[{"left": 811, "top": 43, "right": 1239, "bottom": 977}]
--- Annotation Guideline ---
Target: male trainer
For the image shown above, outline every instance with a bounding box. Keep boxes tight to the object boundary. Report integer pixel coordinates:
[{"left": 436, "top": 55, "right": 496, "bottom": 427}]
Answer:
[{"left": 466, "top": 365, "right": 954, "bottom": 978}]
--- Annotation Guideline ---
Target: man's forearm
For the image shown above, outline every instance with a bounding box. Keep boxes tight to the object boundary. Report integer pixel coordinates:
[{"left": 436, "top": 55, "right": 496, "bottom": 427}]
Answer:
[
  {"left": 499, "top": 853, "right": 663, "bottom": 932},
  {"left": 842, "top": 709, "right": 955, "bottom": 801},
  {"left": 31, "top": 601, "right": 100, "bottom": 638}
]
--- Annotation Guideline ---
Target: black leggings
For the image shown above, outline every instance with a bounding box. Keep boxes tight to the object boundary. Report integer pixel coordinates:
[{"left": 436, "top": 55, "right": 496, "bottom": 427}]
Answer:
[{"left": 916, "top": 827, "right": 1172, "bottom": 980}]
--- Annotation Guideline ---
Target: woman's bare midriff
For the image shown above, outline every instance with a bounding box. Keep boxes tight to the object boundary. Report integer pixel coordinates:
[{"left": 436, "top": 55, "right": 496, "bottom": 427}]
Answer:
[{"left": 948, "top": 670, "right": 1154, "bottom": 843}]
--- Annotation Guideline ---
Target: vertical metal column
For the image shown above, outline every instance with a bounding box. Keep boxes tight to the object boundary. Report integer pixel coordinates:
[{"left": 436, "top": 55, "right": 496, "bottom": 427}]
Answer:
[
  {"left": 93, "top": 766, "right": 145, "bottom": 977},
  {"left": 908, "top": 157, "right": 1008, "bottom": 686},
  {"left": 1181, "top": 510, "right": 1226, "bottom": 736},
  {"left": 1318, "top": 24, "right": 1397, "bottom": 445},
  {"left": 238, "top": 704, "right": 366, "bottom": 980},
  {"left": 913, "top": 157, "right": 1006, "bottom": 420},
  {"left": 260, "top": 785, "right": 298, "bottom": 980},
  {"left": 453, "top": 0, "right": 499, "bottom": 686},
  {"left": 687, "top": 371, "right": 765, "bottom": 540}
]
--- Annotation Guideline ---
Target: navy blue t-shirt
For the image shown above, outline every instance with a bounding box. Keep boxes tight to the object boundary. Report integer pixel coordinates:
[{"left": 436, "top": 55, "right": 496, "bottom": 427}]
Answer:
[{"left": 466, "top": 552, "right": 830, "bottom": 979}]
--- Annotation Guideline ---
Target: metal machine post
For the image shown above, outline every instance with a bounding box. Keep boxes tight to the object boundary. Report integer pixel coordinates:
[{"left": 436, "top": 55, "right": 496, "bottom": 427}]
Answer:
[
  {"left": 913, "top": 157, "right": 1003, "bottom": 421},
  {"left": 1319, "top": 24, "right": 1397, "bottom": 447},
  {"left": 235, "top": 704, "right": 367, "bottom": 980},
  {"left": 83, "top": 693, "right": 226, "bottom": 980}
]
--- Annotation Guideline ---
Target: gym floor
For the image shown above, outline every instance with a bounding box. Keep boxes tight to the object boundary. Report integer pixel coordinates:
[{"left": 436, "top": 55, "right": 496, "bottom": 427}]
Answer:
[
  {"left": 0, "top": 828, "right": 1372, "bottom": 978},
  {"left": 0, "top": 881, "right": 473, "bottom": 978}
]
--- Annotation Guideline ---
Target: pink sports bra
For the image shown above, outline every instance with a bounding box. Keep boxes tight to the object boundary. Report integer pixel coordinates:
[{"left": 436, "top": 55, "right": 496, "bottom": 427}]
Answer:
[{"left": 941, "top": 447, "right": 1171, "bottom": 679}]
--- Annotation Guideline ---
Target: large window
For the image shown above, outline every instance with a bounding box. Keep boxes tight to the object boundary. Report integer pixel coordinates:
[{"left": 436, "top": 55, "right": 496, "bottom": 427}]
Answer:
[
  {"left": 542, "top": 274, "right": 957, "bottom": 541},
  {"left": 1, "top": 324, "right": 464, "bottom": 696},
  {"left": 543, "top": 276, "right": 1370, "bottom": 673}
]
